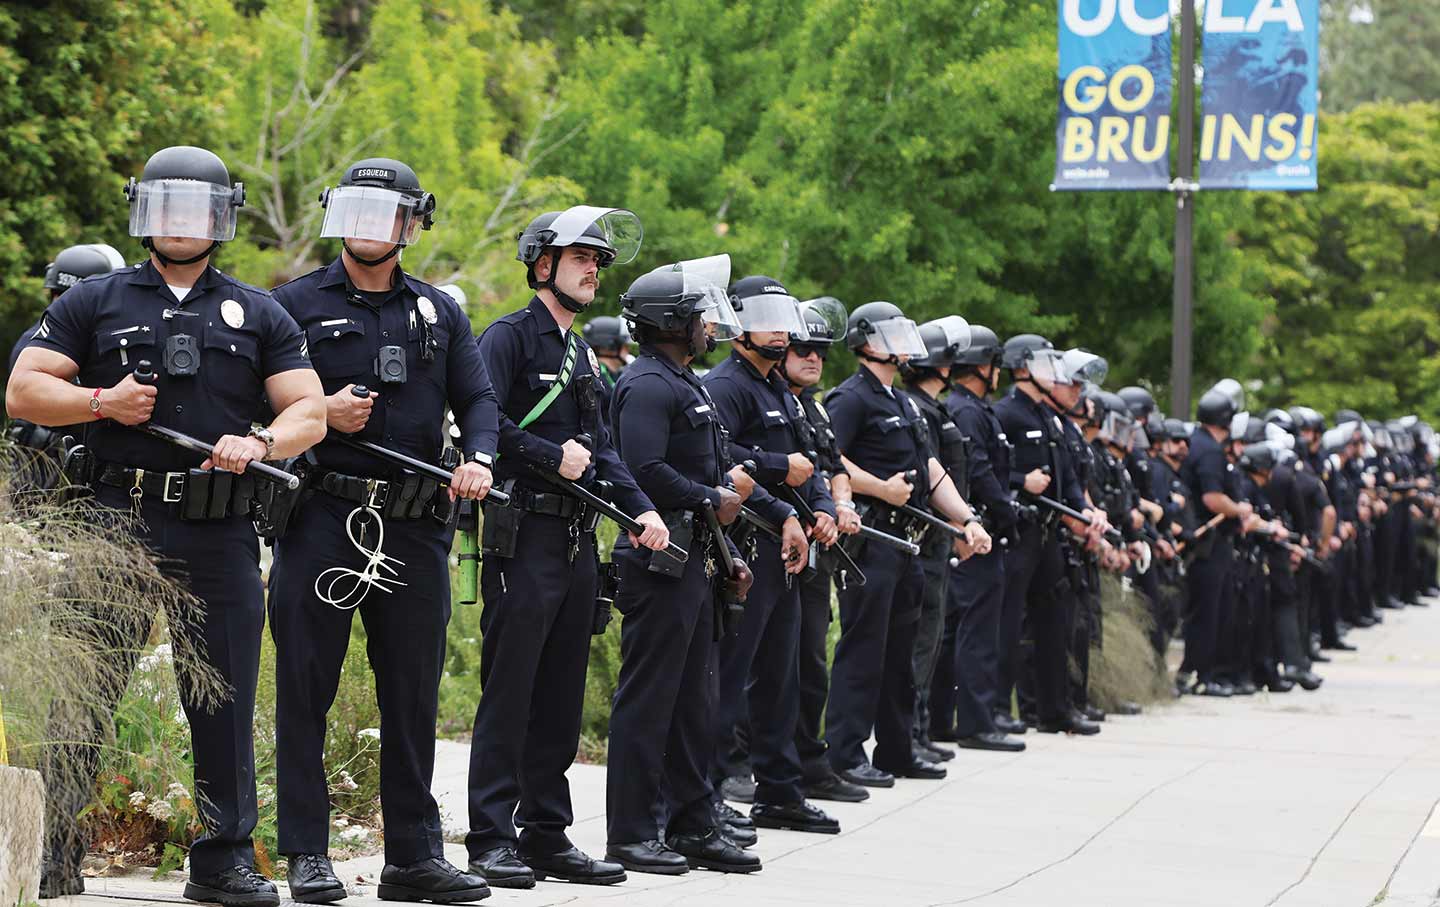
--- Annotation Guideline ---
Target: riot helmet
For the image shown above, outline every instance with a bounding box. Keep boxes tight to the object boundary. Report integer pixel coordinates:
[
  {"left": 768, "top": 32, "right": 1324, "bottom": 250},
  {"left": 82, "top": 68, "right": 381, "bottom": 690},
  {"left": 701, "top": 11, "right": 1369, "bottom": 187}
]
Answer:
[
  {"left": 44, "top": 243, "right": 125, "bottom": 294},
  {"left": 124, "top": 145, "right": 244, "bottom": 266},
  {"left": 516, "top": 205, "right": 642, "bottom": 313},
  {"left": 845, "top": 301, "right": 926, "bottom": 364}
]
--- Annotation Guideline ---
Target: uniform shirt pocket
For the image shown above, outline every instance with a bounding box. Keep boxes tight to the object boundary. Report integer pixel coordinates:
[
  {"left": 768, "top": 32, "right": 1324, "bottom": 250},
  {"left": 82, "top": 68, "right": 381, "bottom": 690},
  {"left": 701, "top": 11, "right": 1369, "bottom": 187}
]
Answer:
[{"left": 305, "top": 319, "right": 371, "bottom": 384}]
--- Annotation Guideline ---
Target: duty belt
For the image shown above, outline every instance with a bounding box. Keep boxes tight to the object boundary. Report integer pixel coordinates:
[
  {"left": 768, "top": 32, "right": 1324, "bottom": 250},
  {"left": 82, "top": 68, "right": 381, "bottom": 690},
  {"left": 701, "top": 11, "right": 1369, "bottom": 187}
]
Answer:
[
  {"left": 500, "top": 482, "right": 585, "bottom": 520},
  {"left": 96, "top": 462, "right": 254, "bottom": 520},
  {"left": 98, "top": 464, "right": 190, "bottom": 503},
  {"left": 312, "top": 468, "right": 438, "bottom": 520}
]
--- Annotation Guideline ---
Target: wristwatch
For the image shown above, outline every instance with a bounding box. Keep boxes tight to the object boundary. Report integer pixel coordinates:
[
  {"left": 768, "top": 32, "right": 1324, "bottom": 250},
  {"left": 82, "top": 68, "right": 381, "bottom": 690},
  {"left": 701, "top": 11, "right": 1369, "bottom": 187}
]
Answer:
[
  {"left": 90, "top": 387, "right": 103, "bottom": 418},
  {"left": 247, "top": 426, "right": 276, "bottom": 460},
  {"left": 835, "top": 500, "right": 857, "bottom": 511}
]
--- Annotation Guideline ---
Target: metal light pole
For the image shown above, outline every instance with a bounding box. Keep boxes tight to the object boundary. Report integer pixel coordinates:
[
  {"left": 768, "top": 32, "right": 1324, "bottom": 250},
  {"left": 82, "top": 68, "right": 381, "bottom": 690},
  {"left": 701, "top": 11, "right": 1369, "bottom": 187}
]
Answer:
[{"left": 1171, "top": 0, "right": 1197, "bottom": 417}]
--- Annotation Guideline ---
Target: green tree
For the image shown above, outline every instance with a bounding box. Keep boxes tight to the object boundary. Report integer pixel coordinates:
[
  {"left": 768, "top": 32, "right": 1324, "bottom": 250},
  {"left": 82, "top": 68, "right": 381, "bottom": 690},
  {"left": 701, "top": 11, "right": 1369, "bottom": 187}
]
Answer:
[
  {"left": 545, "top": 0, "right": 1268, "bottom": 394},
  {"left": 1322, "top": 1, "right": 1440, "bottom": 111},
  {"left": 0, "top": 0, "right": 233, "bottom": 374},
  {"left": 1239, "top": 101, "right": 1440, "bottom": 421}
]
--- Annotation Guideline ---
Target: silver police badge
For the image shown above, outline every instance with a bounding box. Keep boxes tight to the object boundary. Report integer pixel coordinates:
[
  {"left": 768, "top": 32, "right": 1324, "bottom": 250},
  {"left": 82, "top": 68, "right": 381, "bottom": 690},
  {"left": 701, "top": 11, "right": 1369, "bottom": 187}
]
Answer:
[
  {"left": 417, "top": 297, "right": 438, "bottom": 324},
  {"left": 221, "top": 299, "right": 245, "bottom": 329},
  {"left": 588, "top": 347, "right": 602, "bottom": 377}
]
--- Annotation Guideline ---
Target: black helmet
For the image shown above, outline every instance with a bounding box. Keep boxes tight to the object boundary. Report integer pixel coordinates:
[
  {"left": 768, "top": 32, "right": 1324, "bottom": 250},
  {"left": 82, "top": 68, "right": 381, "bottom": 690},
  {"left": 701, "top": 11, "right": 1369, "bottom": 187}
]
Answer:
[
  {"left": 1264, "top": 408, "right": 1295, "bottom": 434},
  {"left": 44, "top": 244, "right": 125, "bottom": 292},
  {"left": 1334, "top": 408, "right": 1362, "bottom": 427},
  {"left": 1001, "top": 333, "right": 1052, "bottom": 370},
  {"left": 1231, "top": 411, "right": 1268, "bottom": 444},
  {"left": 955, "top": 324, "right": 1001, "bottom": 367},
  {"left": 582, "top": 315, "right": 631, "bottom": 353},
  {"left": 326, "top": 157, "right": 436, "bottom": 228},
  {"left": 1163, "top": 417, "right": 1189, "bottom": 442},
  {"left": 620, "top": 255, "right": 739, "bottom": 354},
  {"left": 1196, "top": 390, "right": 1237, "bottom": 428},
  {"left": 1145, "top": 411, "right": 1166, "bottom": 442},
  {"left": 845, "top": 300, "right": 918, "bottom": 352},
  {"left": 904, "top": 316, "right": 970, "bottom": 372},
  {"left": 794, "top": 297, "right": 847, "bottom": 345},
  {"left": 124, "top": 146, "right": 244, "bottom": 264},
  {"left": 133, "top": 145, "right": 236, "bottom": 190},
  {"left": 1117, "top": 386, "right": 1157, "bottom": 419},
  {"left": 1240, "top": 442, "right": 1277, "bottom": 473},
  {"left": 1289, "top": 406, "right": 1325, "bottom": 433}
]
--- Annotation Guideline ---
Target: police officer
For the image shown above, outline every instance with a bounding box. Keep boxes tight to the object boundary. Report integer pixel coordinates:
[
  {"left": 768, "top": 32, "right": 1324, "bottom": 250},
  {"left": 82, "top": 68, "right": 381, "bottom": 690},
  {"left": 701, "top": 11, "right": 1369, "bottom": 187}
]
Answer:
[
  {"left": 898, "top": 315, "right": 972, "bottom": 764},
  {"left": 603, "top": 255, "right": 761, "bottom": 875},
  {"left": 583, "top": 315, "right": 632, "bottom": 387},
  {"left": 583, "top": 314, "right": 631, "bottom": 426},
  {"left": 993, "top": 336, "right": 1105, "bottom": 735},
  {"left": 932, "top": 324, "right": 1025, "bottom": 752},
  {"left": 704, "top": 275, "right": 841, "bottom": 835},
  {"left": 468, "top": 206, "right": 668, "bottom": 888},
  {"left": 825, "top": 301, "right": 991, "bottom": 784},
  {"left": 776, "top": 297, "right": 869, "bottom": 803},
  {"left": 1179, "top": 389, "right": 1253, "bottom": 696},
  {"left": 7, "top": 145, "right": 326, "bottom": 905},
  {"left": 7, "top": 243, "right": 127, "bottom": 486},
  {"left": 267, "top": 158, "right": 497, "bottom": 904}
]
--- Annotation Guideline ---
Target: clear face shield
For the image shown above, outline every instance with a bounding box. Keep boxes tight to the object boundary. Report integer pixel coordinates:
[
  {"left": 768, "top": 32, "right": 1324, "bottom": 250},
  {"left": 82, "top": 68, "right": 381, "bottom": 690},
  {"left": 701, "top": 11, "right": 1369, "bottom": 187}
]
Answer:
[
  {"left": 1061, "top": 349, "right": 1108, "bottom": 387},
  {"left": 800, "top": 297, "right": 848, "bottom": 341},
  {"left": 735, "top": 289, "right": 810, "bottom": 340},
  {"left": 1212, "top": 378, "right": 1245, "bottom": 412},
  {"left": 127, "top": 179, "right": 241, "bottom": 241},
  {"left": 1100, "top": 410, "right": 1134, "bottom": 447},
  {"left": 1027, "top": 348, "right": 1072, "bottom": 390},
  {"left": 1265, "top": 422, "right": 1295, "bottom": 451},
  {"left": 677, "top": 254, "right": 742, "bottom": 341},
  {"left": 320, "top": 186, "right": 424, "bottom": 245},
  {"left": 926, "top": 315, "right": 972, "bottom": 358},
  {"left": 866, "top": 316, "right": 927, "bottom": 358},
  {"left": 547, "top": 205, "right": 643, "bottom": 265}
]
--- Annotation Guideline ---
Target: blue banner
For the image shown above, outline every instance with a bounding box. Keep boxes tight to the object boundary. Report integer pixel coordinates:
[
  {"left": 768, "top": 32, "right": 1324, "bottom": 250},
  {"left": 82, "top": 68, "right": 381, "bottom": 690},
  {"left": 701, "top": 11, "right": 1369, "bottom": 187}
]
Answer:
[
  {"left": 1055, "top": 0, "right": 1172, "bottom": 191},
  {"left": 1200, "top": 0, "right": 1319, "bottom": 190}
]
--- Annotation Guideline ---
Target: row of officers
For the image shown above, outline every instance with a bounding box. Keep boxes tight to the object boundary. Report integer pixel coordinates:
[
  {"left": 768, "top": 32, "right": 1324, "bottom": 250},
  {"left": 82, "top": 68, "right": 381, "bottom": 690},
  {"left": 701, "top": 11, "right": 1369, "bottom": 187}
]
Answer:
[{"left": 7, "top": 146, "right": 1437, "bottom": 906}]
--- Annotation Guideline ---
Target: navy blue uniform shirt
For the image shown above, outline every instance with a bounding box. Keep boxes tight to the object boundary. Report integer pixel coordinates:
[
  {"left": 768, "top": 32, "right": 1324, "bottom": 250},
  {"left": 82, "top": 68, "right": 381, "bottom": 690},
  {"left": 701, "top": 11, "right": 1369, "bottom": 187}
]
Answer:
[
  {"left": 946, "top": 384, "right": 1015, "bottom": 532},
  {"left": 825, "top": 367, "right": 933, "bottom": 507},
  {"left": 703, "top": 350, "right": 834, "bottom": 527},
  {"left": 610, "top": 347, "right": 729, "bottom": 513},
  {"left": 271, "top": 256, "right": 498, "bottom": 475},
  {"left": 1182, "top": 426, "right": 1231, "bottom": 527},
  {"left": 994, "top": 386, "right": 1087, "bottom": 513},
  {"left": 478, "top": 296, "right": 651, "bottom": 517},
  {"left": 26, "top": 259, "right": 311, "bottom": 471}
]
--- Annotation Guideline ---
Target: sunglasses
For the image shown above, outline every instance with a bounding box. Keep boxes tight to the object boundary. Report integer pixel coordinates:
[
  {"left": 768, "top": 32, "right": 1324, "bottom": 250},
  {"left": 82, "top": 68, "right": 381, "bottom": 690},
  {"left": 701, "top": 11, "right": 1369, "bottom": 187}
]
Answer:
[{"left": 791, "top": 345, "right": 828, "bottom": 361}]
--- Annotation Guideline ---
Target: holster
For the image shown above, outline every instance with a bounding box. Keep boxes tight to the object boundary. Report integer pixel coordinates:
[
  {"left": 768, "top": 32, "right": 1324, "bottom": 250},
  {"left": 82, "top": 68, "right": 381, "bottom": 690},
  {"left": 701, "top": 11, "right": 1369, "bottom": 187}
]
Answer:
[
  {"left": 648, "top": 510, "right": 695, "bottom": 578},
  {"left": 481, "top": 481, "right": 524, "bottom": 558},
  {"left": 252, "top": 456, "right": 311, "bottom": 541}
]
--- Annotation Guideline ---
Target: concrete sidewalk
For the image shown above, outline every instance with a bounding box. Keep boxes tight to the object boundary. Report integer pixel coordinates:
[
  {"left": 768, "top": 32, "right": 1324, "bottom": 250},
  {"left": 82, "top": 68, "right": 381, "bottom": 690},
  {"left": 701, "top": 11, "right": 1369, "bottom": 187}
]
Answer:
[{"left": 58, "top": 598, "right": 1440, "bottom": 906}]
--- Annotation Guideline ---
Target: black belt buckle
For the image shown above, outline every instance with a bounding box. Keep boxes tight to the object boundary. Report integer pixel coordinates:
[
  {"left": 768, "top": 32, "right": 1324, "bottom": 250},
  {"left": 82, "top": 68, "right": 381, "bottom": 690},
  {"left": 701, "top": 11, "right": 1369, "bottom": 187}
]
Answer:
[{"left": 162, "top": 472, "right": 184, "bottom": 504}]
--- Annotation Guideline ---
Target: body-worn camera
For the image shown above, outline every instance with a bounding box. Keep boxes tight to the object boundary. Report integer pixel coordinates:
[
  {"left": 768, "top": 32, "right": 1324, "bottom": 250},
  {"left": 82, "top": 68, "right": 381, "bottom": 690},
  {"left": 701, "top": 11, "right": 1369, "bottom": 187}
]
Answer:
[
  {"left": 165, "top": 334, "right": 200, "bottom": 377},
  {"left": 573, "top": 372, "right": 598, "bottom": 413},
  {"left": 376, "top": 345, "right": 407, "bottom": 384}
]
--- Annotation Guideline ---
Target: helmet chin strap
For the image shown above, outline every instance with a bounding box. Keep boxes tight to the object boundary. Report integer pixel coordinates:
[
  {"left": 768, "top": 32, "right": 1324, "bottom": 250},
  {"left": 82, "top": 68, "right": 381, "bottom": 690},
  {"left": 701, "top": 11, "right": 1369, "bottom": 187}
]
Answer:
[
  {"left": 1023, "top": 375, "right": 1084, "bottom": 418},
  {"left": 343, "top": 241, "right": 401, "bottom": 268},
  {"left": 741, "top": 334, "right": 786, "bottom": 361},
  {"left": 539, "top": 248, "right": 590, "bottom": 314},
  {"left": 144, "top": 237, "right": 218, "bottom": 268},
  {"left": 859, "top": 350, "right": 899, "bottom": 367}
]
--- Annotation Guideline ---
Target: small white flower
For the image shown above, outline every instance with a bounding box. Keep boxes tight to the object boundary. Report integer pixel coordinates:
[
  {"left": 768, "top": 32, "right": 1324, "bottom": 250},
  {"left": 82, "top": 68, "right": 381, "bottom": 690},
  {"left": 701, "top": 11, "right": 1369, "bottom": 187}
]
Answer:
[
  {"left": 147, "top": 800, "right": 175, "bottom": 821},
  {"left": 335, "top": 771, "right": 359, "bottom": 792},
  {"left": 166, "top": 782, "right": 190, "bottom": 801},
  {"left": 357, "top": 728, "right": 380, "bottom": 740},
  {"left": 128, "top": 791, "right": 147, "bottom": 808},
  {"left": 153, "top": 643, "right": 173, "bottom": 661}
]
